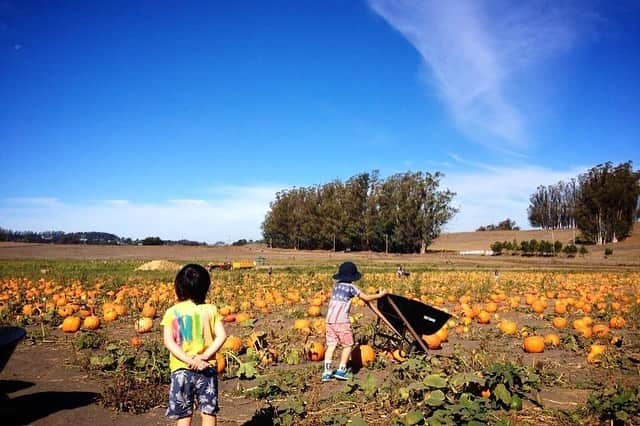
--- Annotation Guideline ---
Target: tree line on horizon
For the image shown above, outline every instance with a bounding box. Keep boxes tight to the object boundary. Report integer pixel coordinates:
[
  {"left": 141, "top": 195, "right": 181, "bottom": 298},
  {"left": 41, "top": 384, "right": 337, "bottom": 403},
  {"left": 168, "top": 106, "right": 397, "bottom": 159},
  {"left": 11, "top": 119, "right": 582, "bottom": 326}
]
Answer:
[
  {"left": 261, "top": 171, "right": 458, "bottom": 253},
  {"left": 0, "top": 228, "right": 207, "bottom": 246},
  {"left": 528, "top": 161, "right": 640, "bottom": 244}
]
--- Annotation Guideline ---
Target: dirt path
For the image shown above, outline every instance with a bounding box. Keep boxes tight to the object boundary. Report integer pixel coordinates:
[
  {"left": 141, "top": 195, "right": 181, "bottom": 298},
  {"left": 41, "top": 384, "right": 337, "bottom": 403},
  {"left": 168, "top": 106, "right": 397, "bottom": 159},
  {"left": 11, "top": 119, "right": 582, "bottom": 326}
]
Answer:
[{"left": 0, "top": 339, "right": 266, "bottom": 426}]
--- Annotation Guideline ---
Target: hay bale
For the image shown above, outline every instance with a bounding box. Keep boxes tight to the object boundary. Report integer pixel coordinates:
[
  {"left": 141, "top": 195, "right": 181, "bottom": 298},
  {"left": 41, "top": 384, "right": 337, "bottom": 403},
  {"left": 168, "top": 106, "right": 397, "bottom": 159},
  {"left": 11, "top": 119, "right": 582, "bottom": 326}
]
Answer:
[{"left": 135, "top": 260, "right": 182, "bottom": 272}]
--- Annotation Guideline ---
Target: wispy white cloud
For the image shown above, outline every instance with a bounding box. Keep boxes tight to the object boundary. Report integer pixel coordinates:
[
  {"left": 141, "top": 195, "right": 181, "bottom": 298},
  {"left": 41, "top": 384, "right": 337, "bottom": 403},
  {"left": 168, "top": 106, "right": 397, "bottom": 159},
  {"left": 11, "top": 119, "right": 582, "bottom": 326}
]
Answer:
[
  {"left": 368, "top": 0, "right": 594, "bottom": 150},
  {"left": 0, "top": 185, "right": 282, "bottom": 243},
  {"left": 441, "top": 160, "right": 585, "bottom": 231}
]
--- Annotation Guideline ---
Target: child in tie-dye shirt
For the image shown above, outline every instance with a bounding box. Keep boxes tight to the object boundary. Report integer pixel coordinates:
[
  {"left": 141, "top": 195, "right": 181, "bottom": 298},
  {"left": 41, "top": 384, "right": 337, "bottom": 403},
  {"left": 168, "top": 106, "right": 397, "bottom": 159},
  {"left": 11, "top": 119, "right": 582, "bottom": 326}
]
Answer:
[{"left": 162, "top": 264, "right": 227, "bottom": 426}]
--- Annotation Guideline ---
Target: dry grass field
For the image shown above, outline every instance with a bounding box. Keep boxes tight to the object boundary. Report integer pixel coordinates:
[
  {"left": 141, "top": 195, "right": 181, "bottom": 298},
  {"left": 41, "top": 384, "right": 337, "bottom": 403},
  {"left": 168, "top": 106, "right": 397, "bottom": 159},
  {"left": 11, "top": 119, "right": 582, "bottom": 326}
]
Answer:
[{"left": 1, "top": 224, "right": 638, "bottom": 270}]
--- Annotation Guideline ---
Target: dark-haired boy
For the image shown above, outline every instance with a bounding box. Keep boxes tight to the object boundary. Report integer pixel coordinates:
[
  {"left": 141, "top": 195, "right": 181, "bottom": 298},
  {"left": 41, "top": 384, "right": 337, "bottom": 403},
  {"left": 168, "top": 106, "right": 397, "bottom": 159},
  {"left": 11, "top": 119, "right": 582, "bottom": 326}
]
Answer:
[{"left": 161, "top": 264, "right": 227, "bottom": 426}]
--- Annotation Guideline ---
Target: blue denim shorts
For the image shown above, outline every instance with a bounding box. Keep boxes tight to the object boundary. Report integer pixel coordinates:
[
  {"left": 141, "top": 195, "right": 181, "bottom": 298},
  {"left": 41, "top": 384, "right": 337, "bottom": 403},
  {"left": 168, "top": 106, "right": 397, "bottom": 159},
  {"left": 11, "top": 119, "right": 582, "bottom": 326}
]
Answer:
[{"left": 166, "top": 367, "right": 219, "bottom": 419}]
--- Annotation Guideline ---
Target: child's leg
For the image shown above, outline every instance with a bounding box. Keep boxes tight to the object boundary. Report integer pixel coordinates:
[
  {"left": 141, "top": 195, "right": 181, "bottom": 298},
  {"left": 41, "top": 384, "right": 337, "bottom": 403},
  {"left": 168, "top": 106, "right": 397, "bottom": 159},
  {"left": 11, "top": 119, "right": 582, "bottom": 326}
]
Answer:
[
  {"left": 177, "top": 417, "right": 192, "bottom": 426},
  {"left": 201, "top": 413, "right": 216, "bottom": 426},
  {"left": 324, "top": 344, "right": 337, "bottom": 371},
  {"left": 338, "top": 345, "right": 353, "bottom": 370}
]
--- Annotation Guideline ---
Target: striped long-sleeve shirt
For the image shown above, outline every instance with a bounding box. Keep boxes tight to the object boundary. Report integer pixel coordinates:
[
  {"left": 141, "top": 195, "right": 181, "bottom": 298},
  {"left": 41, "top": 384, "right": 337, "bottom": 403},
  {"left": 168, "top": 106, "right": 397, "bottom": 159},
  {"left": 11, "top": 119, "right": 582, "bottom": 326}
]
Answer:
[{"left": 326, "top": 281, "right": 360, "bottom": 324}]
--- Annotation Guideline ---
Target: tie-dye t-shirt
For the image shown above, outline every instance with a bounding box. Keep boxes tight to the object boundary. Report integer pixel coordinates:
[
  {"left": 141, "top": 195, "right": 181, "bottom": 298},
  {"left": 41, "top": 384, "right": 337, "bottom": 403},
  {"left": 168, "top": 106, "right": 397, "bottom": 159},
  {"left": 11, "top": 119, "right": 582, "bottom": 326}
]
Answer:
[{"left": 161, "top": 300, "right": 222, "bottom": 372}]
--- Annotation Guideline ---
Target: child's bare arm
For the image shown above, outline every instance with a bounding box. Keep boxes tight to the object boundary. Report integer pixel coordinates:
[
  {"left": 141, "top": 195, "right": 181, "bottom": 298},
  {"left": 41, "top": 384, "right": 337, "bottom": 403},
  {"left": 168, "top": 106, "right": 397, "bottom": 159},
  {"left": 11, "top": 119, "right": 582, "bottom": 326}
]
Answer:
[
  {"left": 198, "top": 320, "right": 227, "bottom": 361},
  {"left": 358, "top": 289, "right": 389, "bottom": 303}
]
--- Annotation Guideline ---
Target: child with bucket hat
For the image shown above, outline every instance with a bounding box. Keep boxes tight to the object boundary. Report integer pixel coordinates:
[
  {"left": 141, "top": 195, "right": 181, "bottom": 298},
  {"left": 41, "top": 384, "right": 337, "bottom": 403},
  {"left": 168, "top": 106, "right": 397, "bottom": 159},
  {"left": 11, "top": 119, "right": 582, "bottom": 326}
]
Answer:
[{"left": 322, "top": 261, "right": 387, "bottom": 381}]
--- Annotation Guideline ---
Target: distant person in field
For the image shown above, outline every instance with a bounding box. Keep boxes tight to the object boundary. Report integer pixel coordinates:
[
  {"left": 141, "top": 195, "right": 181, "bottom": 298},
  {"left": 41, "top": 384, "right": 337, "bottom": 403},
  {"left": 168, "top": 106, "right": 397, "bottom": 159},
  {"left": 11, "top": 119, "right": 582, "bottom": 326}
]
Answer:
[
  {"left": 322, "top": 261, "right": 388, "bottom": 381},
  {"left": 162, "top": 264, "right": 227, "bottom": 426},
  {"left": 396, "top": 265, "right": 404, "bottom": 278}
]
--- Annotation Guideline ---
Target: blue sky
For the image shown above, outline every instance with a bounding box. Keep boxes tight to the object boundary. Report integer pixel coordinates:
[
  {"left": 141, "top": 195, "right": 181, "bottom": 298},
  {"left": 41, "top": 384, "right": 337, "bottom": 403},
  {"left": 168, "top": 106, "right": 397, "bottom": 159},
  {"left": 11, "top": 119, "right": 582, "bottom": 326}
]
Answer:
[{"left": 1, "top": 0, "right": 639, "bottom": 243}]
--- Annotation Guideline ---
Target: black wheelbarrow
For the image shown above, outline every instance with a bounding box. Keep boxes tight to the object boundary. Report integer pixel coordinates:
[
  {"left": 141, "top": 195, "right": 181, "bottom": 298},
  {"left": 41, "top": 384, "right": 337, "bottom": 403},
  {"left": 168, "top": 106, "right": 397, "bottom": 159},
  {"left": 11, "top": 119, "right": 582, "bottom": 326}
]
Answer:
[
  {"left": 0, "top": 327, "right": 26, "bottom": 374},
  {"left": 367, "top": 294, "right": 452, "bottom": 354}
]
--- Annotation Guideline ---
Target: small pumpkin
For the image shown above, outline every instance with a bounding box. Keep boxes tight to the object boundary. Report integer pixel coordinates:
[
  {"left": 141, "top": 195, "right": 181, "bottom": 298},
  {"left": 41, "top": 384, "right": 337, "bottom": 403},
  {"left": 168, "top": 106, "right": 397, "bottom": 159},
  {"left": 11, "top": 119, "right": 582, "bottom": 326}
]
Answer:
[
  {"left": 134, "top": 317, "right": 153, "bottom": 333},
  {"left": 587, "top": 344, "right": 606, "bottom": 363},
  {"left": 215, "top": 352, "right": 226, "bottom": 373},
  {"left": 476, "top": 311, "right": 491, "bottom": 324},
  {"left": 609, "top": 316, "right": 626, "bottom": 329},
  {"left": 499, "top": 320, "right": 517, "bottom": 335},
  {"left": 141, "top": 304, "right": 156, "bottom": 318},
  {"left": 543, "top": 333, "right": 560, "bottom": 346},
  {"left": 83, "top": 315, "right": 101, "bottom": 330},
  {"left": 552, "top": 317, "right": 567, "bottom": 329},
  {"left": 307, "top": 306, "right": 322, "bottom": 317},
  {"left": 421, "top": 333, "right": 442, "bottom": 350}
]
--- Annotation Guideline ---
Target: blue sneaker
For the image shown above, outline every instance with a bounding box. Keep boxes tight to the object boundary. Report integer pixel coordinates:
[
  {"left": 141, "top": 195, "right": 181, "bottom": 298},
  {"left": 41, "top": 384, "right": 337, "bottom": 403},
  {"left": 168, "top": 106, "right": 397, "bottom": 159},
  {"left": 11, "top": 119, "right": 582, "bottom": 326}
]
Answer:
[
  {"left": 333, "top": 368, "right": 349, "bottom": 381},
  {"left": 321, "top": 371, "right": 333, "bottom": 382}
]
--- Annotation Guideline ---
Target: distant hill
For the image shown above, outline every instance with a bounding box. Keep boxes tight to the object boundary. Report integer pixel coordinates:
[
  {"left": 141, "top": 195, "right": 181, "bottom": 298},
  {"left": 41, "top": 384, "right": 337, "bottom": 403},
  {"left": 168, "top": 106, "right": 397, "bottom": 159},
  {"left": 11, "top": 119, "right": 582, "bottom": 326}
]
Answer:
[
  {"left": 430, "top": 224, "right": 639, "bottom": 252},
  {"left": 431, "top": 228, "right": 578, "bottom": 252}
]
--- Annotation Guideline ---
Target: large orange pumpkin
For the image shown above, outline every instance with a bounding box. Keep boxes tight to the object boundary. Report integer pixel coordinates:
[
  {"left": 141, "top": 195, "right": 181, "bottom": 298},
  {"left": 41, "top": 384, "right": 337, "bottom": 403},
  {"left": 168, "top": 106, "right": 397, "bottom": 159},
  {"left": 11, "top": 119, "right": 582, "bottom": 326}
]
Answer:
[
  {"left": 523, "top": 336, "right": 545, "bottom": 353},
  {"left": 304, "top": 341, "right": 325, "bottom": 361},
  {"left": 61, "top": 316, "right": 81, "bottom": 333},
  {"left": 352, "top": 344, "right": 376, "bottom": 368},
  {"left": 103, "top": 309, "right": 118, "bottom": 322}
]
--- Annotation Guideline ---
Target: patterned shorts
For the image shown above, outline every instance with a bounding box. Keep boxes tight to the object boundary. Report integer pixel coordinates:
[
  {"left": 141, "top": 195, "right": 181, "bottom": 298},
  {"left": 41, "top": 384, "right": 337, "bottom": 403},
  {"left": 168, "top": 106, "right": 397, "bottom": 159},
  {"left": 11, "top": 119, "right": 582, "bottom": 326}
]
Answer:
[
  {"left": 325, "top": 322, "right": 354, "bottom": 346},
  {"left": 166, "top": 367, "right": 219, "bottom": 419}
]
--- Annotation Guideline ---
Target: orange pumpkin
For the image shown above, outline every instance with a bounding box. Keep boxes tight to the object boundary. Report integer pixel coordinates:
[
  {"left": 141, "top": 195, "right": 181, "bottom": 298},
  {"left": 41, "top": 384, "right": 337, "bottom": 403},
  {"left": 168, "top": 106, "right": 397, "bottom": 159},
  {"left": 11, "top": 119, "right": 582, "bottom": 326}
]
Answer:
[
  {"left": 592, "top": 324, "right": 610, "bottom": 338},
  {"left": 476, "top": 311, "right": 491, "bottom": 324},
  {"left": 609, "top": 316, "right": 626, "bottom": 329},
  {"left": 523, "top": 336, "right": 545, "bottom": 353},
  {"left": 307, "top": 306, "right": 322, "bottom": 317},
  {"left": 498, "top": 320, "right": 517, "bottom": 335},
  {"left": 235, "top": 312, "right": 251, "bottom": 323},
  {"left": 215, "top": 352, "right": 226, "bottom": 373},
  {"left": 134, "top": 317, "right": 153, "bottom": 333},
  {"left": 221, "top": 335, "right": 243, "bottom": 352},
  {"left": 82, "top": 315, "right": 101, "bottom": 330},
  {"left": 435, "top": 327, "right": 449, "bottom": 342},
  {"left": 61, "top": 316, "right": 81, "bottom": 333},
  {"left": 131, "top": 336, "right": 143, "bottom": 347},
  {"left": 103, "top": 309, "right": 118, "bottom": 322},
  {"left": 141, "top": 304, "right": 156, "bottom": 318},
  {"left": 293, "top": 319, "right": 311, "bottom": 330},
  {"left": 531, "top": 300, "right": 546, "bottom": 314},
  {"left": 352, "top": 344, "right": 376, "bottom": 368},
  {"left": 552, "top": 317, "right": 567, "bottom": 328},
  {"left": 543, "top": 333, "right": 560, "bottom": 346},
  {"left": 421, "top": 333, "right": 442, "bottom": 350},
  {"left": 587, "top": 344, "right": 606, "bottom": 363},
  {"left": 304, "top": 341, "right": 325, "bottom": 361}
]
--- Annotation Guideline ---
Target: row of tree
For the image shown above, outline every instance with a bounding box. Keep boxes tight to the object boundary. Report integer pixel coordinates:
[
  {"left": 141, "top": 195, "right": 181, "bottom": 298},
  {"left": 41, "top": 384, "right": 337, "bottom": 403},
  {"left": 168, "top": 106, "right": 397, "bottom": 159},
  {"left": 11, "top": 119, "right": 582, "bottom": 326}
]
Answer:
[
  {"left": 490, "top": 239, "right": 587, "bottom": 257},
  {"left": 261, "top": 171, "right": 458, "bottom": 253},
  {"left": 476, "top": 218, "right": 520, "bottom": 232},
  {"left": 528, "top": 162, "right": 639, "bottom": 244}
]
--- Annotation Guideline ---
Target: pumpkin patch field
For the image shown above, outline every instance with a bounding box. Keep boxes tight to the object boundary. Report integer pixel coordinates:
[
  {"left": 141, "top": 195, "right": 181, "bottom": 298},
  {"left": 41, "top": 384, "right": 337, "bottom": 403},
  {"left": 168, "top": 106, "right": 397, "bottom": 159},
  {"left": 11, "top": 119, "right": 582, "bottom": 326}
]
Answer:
[{"left": 0, "top": 259, "right": 639, "bottom": 425}]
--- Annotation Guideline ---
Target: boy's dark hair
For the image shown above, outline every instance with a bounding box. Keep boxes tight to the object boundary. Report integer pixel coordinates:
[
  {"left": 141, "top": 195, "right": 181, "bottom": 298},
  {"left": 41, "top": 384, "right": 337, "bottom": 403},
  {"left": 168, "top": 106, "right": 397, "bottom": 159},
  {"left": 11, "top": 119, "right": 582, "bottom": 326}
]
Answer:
[{"left": 174, "top": 263, "right": 211, "bottom": 304}]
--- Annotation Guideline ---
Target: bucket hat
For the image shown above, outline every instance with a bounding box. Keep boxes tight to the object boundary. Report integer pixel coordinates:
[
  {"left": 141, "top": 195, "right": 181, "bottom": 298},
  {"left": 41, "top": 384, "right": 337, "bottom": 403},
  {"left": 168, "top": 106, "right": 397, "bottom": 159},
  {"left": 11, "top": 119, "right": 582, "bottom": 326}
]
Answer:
[{"left": 332, "top": 261, "right": 362, "bottom": 282}]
